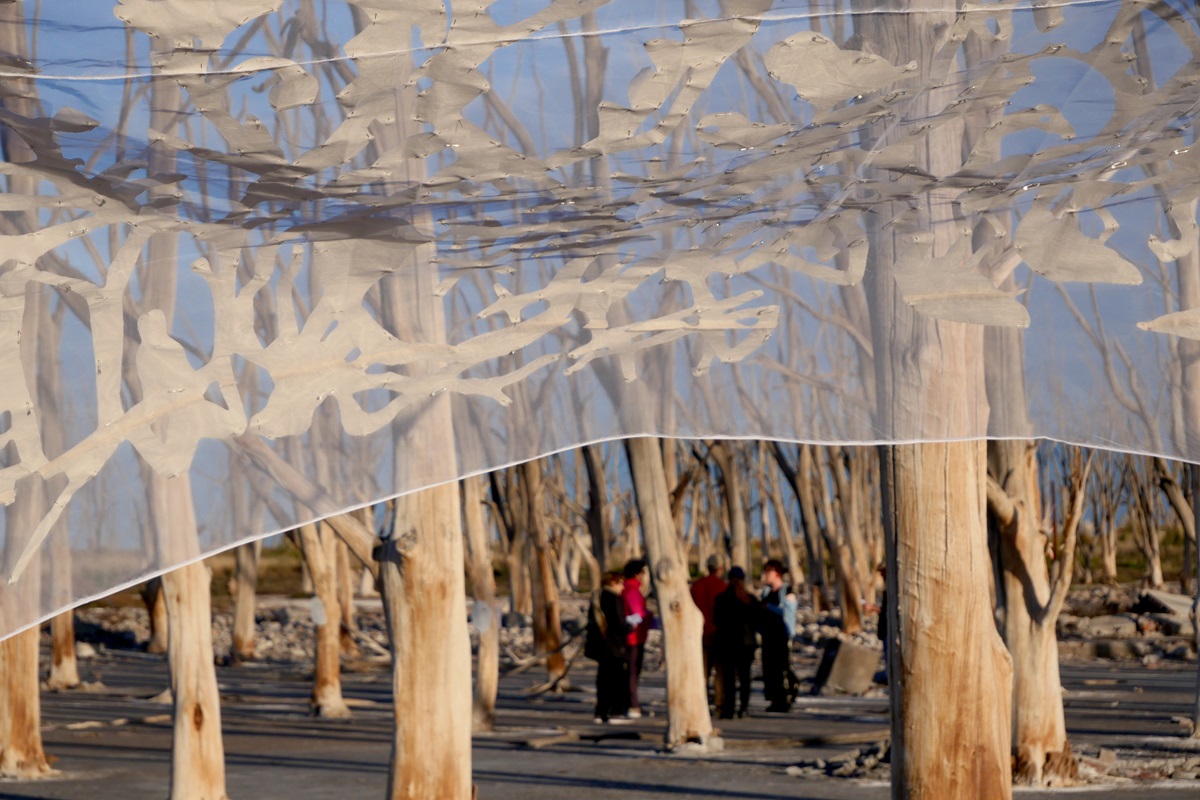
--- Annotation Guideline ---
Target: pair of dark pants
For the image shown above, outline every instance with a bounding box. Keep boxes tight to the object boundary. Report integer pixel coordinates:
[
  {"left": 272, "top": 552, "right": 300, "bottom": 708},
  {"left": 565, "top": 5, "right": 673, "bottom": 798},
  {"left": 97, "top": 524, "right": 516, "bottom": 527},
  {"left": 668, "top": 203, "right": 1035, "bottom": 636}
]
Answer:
[
  {"left": 595, "top": 655, "right": 629, "bottom": 720},
  {"left": 761, "top": 636, "right": 790, "bottom": 708},
  {"left": 627, "top": 643, "right": 645, "bottom": 710},
  {"left": 702, "top": 633, "right": 723, "bottom": 708},
  {"left": 718, "top": 648, "right": 753, "bottom": 718}
]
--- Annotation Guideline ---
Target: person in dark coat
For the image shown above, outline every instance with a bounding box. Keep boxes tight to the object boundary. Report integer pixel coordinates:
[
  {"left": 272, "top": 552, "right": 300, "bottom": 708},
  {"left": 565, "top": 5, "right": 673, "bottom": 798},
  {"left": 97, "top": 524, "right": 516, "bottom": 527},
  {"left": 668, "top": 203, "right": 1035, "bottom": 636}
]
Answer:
[
  {"left": 713, "top": 566, "right": 758, "bottom": 719},
  {"left": 585, "top": 571, "right": 631, "bottom": 723}
]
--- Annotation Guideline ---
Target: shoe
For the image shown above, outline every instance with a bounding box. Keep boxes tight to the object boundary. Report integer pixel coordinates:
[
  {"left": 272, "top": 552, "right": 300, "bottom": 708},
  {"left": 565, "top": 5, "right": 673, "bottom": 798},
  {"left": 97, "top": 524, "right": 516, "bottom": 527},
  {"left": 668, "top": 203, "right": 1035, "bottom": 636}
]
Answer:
[
  {"left": 737, "top": 709, "right": 750, "bottom": 719},
  {"left": 764, "top": 703, "right": 790, "bottom": 713},
  {"left": 608, "top": 716, "right": 635, "bottom": 725},
  {"left": 593, "top": 717, "right": 606, "bottom": 725},
  {"left": 626, "top": 708, "right": 642, "bottom": 719}
]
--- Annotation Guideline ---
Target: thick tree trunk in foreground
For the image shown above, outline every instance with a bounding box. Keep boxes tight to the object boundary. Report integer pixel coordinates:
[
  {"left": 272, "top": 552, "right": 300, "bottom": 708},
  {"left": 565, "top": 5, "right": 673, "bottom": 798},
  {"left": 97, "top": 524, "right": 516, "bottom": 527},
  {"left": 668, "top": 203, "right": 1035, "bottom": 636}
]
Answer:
[
  {"left": 46, "top": 612, "right": 81, "bottom": 691},
  {"left": 522, "top": 460, "right": 566, "bottom": 684},
  {"left": 299, "top": 521, "right": 350, "bottom": 718},
  {"left": 0, "top": 628, "right": 50, "bottom": 777},
  {"left": 163, "top": 560, "right": 227, "bottom": 800},
  {"left": 987, "top": 441, "right": 1076, "bottom": 785},
  {"left": 860, "top": 2, "right": 1014, "bottom": 796},
  {"left": 881, "top": 443, "right": 1013, "bottom": 798},
  {"left": 230, "top": 541, "right": 260, "bottom": 663},
  {"left": 464, "top": 476, "right": 500, "bottom": 731},
  {"left": 381, "top": 483, "right": 473, "bottom": 799},
  {"left": 626, "top": 437, "right": 716, "bottom": 750}
]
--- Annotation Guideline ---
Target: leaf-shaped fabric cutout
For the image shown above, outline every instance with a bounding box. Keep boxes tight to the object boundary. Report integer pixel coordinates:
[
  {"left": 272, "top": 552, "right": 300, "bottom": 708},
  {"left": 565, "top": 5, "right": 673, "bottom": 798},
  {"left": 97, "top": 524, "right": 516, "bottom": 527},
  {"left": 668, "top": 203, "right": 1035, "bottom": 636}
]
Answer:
[
  {"left": 1015, "top": 203, "right": 1142, "bottom": 285},
  {"left": 765, "top": 33, "right": 907, "bottom": 110},
  {"left": 1139, "top": 309, "right": 1200, "bottom": 340}
]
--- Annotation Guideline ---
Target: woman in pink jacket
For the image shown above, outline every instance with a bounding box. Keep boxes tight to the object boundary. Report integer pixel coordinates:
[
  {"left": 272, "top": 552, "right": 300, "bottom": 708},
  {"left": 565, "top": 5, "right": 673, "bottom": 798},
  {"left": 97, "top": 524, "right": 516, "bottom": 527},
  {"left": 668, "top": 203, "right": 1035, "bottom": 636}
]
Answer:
[{"left": 621, "top": 559, "right": 653, "bottom": 718}]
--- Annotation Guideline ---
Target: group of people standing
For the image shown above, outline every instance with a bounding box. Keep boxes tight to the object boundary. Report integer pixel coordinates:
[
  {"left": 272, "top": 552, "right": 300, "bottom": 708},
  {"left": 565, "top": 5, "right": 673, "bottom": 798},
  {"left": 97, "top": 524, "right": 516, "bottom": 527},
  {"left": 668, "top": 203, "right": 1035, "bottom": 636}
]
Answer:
[
  {"left": 585, "top": 554, "right": 798, "bottom": 724},
  {"left": 691, "top": 556, "right": 798, "bottom": 718},
  {"left": 583, "top": 559, "right": 654, "bottom": 723}
]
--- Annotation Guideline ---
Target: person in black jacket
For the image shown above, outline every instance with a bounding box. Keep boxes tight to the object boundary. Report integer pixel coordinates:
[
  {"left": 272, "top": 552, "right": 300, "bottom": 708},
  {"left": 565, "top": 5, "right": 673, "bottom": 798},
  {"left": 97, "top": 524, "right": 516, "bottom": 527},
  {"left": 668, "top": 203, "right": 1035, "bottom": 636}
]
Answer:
[
  {"left": 713, "top": 566, "right": 758, "bottom": 719},
  {"left": 585, "top": 571, "right": 631, "bottom": 723}
]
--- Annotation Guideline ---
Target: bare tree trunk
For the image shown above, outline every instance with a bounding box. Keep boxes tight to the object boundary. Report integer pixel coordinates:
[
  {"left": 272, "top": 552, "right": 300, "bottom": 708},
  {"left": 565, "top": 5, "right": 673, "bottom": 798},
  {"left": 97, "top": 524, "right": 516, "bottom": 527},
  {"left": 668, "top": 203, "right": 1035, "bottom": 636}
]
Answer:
[
  {"left": 626, "top": 438, "right": 716, "bottom": 750},
  {"left": 815, "top": 453, "right": 865, "bottom": 635},
  {"left": 380, "top": 484, "right": 473, "bottom": 799},
  {"left": 162, "top": 558, "right": 227, "bottom": 800},
  {"left": 230, "top": 541, "right": 260, "bottom": 664},
  {"left": 0, "top": 0, "right": 55, "bottom": 767},
  {"left": 986, "top": 441, "right": 1078, "bottom": 785},
  {"left": 1100, "top": 520, "right": 1118, "bottom": 582},
  {"left": 763, "top": 447, "right": 805, "bottom": 590},
  {"left": 143, "top": 578, "right": 170, "bottom": 655},
  {"left": 0, "top": 629, "right": 50, "bottom": 777},
  {"left": 299, "top": 522, "right": 351, "bottom": 718},
  {"left": 774, "top": 443, "right": 830, "bottom": 611},
  {"left": 336, "top": 539, "right": 360, "bottom": 658},
  {"left": 464, "top": 476, "right": 500, "bottom": 731},
  {"left": 880, "top": 443, "right": 1013, "bottom": 798},
  {"left": 43, "top": 612, "right": 80, "bottom": 692},
  {"left": 583, "top": 444, "right": 612, "bottom": 571},
  {"left": 523, "top": 460, "right": 566, "bottom": 683},
  {"left": 711, "top": 442, "right": 750, "bottom": 571},
  {"left": 1191, "top": 466, "right": 1200, "bottom": 738},
  {"left": 860, "top": 2, "right": 1014, "bottom": 795}
]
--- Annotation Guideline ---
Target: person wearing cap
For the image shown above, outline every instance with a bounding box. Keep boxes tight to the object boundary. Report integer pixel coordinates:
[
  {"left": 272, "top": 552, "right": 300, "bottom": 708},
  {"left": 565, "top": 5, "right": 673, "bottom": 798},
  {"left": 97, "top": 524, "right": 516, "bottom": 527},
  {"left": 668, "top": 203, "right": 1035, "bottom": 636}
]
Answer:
[
  {"left": 712, "top": 566, "right": 758, "bottom": 719},
  {"left": 759, "top": 559, "right": 798, "bottom": 712},
  {"left": 689, "top": 554, "right": 727, "bottom": 707}
]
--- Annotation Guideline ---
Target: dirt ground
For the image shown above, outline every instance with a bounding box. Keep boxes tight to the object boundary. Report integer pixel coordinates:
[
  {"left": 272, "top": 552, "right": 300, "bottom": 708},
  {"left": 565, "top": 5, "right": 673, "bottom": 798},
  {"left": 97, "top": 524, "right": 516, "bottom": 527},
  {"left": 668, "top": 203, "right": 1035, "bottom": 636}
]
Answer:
[{"left": 4, "top": 638, "right": 1199, "bottom": 799}]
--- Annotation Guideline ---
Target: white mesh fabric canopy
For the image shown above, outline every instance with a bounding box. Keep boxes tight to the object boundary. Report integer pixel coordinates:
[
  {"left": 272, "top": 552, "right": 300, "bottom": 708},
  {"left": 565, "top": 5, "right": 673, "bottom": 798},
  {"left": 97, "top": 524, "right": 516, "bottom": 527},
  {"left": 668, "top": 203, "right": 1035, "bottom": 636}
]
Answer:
[{"left": 2, "top": 0, "right": 1199, "bottom": 637}]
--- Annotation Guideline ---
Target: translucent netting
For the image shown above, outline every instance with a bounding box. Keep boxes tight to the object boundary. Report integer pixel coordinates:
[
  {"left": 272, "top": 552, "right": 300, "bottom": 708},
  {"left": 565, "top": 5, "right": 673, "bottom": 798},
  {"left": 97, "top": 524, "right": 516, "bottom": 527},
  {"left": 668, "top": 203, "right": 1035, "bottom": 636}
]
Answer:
[{"left": 3, "top": 0, "right": 1200, "bottom": 636}]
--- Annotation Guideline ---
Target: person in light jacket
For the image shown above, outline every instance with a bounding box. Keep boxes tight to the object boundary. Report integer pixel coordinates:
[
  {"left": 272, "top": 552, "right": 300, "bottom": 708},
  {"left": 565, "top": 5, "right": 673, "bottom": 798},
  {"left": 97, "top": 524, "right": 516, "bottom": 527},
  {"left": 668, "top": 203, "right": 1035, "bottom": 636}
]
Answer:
[{"left": 759, "top": 559, "right": 797, "bottom": 712}]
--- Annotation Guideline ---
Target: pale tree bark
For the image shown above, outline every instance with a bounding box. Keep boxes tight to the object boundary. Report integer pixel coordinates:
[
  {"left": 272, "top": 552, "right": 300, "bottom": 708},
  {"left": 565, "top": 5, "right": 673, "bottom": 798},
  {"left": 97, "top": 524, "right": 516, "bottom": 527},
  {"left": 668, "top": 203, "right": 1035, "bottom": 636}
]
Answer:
[
  {"left": 464, "top": 475, "right": 500, "bottom": 731},
  {"left": 772, "top": 443, "right": 831, "bottom": 611},
  {"left": 711, "top": 442, "right": 750, "bottom": 570},
  {"left": 157, "top": 480, "right": 228, "bottom": 800},
  {"left": 380, "top": 483, "right": 473, "bottom": 799},
  {"left": 522, "top": 459, "right": 566, "bottom": 684},
  {"left": 816, "top": 449, "right": 865, "bottom": 635},
  {"left": 0, "top": 629, "right": 49, "bottom": 778},
  {"left": 490, "top": 470, "right": 532, "bottom": 617},
  {"left": 986, "top": 442, "right": 1089, "bottom": 784},
  {"left": 0, "top": 477, "right": 49, "bottom": 778},
  {"left": 626, "top": 437, "right": 716, "bottom": 750},
  {"left": 336, "top": 538, "right": 360, "bottom": 659},
  {"left": 761, "top": 443, "right": 805, "bottom": 591},
  {"left": 859, "top": 2, "right": 1014, "bottom": 796},
  {"left": 298, "top": 521, "right": 351, "bottom": 718},
  {"left": 358, "top": 15, "right": 473, "bottom": 781},
  {"left": 985, "top": 242, "right": 1080, "bottom": 784},
  {"left": 45, "top": 612, "right": 81, "bottom": 691},
  {"left": 141, "top": 578, "right": 170, "bottom": 654},
  {"left": 0, "top": 3, "right": 64, "bottom": 765},
  {"left": 122, "top": 29, "right": 228, "bottom": 795},
  {"left": 230, "top": 541, "right": 261, "bottom": 664},
  {"left": 0, "top": 483, "right": 49, "bottom": 780}
]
